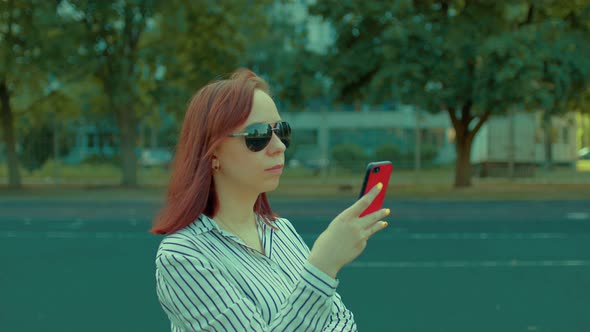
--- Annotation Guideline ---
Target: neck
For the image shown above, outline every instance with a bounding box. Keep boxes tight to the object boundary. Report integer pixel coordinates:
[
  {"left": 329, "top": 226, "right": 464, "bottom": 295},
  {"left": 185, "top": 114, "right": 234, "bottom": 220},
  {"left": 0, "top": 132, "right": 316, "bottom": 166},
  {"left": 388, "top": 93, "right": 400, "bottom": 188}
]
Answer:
[{"left": 213, "top": 179, "right": 259, "bottom": 229}]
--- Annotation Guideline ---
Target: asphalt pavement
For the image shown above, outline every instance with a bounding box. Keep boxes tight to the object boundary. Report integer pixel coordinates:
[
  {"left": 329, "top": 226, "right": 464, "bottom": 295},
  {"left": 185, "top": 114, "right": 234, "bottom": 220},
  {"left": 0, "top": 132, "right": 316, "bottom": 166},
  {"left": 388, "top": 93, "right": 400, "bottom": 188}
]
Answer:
[
  {"left": 1, "top": 197, "right": 589, "bottom": 233},
  {"left": 1, "top": 197, "right": 589, "bottom": 332}
]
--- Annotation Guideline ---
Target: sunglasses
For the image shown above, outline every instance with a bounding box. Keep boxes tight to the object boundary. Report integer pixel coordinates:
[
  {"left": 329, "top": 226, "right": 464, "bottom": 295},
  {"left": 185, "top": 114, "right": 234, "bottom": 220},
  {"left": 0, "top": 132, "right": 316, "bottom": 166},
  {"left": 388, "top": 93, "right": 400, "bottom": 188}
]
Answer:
[{"left": 228, "top": 121, "right": 291, "bottom": 152}]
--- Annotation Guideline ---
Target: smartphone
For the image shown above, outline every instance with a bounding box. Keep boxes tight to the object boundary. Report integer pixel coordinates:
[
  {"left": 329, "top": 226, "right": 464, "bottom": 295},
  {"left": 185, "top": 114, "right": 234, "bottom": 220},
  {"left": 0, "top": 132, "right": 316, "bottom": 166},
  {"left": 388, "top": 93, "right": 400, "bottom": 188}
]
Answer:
[{"left": 358, "top": 161, "right": 393, "bottom": 217}]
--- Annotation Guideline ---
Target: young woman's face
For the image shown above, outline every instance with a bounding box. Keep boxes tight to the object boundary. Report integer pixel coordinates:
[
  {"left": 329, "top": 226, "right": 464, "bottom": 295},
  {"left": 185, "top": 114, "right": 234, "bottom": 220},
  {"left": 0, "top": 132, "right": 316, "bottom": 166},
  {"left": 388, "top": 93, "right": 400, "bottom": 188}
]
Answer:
[{"left": 213, "top": 89, "right": 287, "bottom": 195}]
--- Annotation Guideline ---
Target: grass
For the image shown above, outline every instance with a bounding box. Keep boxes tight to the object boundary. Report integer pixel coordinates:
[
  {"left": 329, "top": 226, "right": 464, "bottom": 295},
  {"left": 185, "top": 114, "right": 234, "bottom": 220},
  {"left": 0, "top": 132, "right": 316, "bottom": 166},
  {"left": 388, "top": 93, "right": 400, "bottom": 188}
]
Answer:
[
  {"left": 0, "top": 160, "right": 170, "bottom": 184},
  {"left": 1, "top": 162, "right": 590, "bottom": 200}
]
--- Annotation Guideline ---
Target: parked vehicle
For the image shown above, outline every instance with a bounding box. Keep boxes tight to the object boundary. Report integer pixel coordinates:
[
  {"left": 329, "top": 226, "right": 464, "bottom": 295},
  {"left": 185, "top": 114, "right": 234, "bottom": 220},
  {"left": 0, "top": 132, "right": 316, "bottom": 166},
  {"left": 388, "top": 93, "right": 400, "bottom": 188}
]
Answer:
[{"left": 139, "top": 148, "right": 173, "bottom": 168}]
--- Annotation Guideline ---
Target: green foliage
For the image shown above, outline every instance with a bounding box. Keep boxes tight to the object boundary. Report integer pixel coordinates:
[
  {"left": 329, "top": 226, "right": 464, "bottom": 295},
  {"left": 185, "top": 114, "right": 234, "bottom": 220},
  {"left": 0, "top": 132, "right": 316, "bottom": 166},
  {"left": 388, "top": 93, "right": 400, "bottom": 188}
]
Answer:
[
  {"left": 375, "top": 144, "right": 405, "bottom": 162},
  {"left": 420, "top": 144, "right": 438, "bottom": 162},
  {"left": 44, "top": 0, "right": 275, "bottom": 185},
  {"left": 242, "top": 1, "right": 329, "bottom": 110},
  {"left": 19, "top": 125, "right": 73, "bottom": 172},
  {"left": 331, "top": 143, "right": 368, "bottom": 171},
  {"left": 375, "top": 143, "right": 438, "bottom": 167},
  {"left": 266, "top": 48, "right": 330, "bottom": 110},
  {"left": 81, "top": 154, "right": 121, "bottom": 166},
  {"left": 310, "top": 0, "right": 590, "bottom": 115},
  {"left": 0, "top": 0, "right": 69, "bottom": 186},
  {"left": 310, "top": 0, "right": 590, "bottom": 186},
  {"left": 0, "top": 0, "right": 62, "bottom": 87},
  {"left": 153, "top": 0, "right": 273, "bottom": 108},
  {"left": 19, "top": 125, "right": 52, "bottom": 172}
]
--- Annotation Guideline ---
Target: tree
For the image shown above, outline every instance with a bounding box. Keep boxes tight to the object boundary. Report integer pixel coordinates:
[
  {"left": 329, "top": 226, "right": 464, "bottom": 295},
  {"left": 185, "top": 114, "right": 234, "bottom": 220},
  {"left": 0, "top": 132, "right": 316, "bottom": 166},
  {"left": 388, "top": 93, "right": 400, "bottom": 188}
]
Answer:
[
  {"left": 150, "top": 0, "right": 270, "bottom": 114},
  {"left": 532, "top": 23, "right": 590, "bottom": 170},
  {"left": 242, "top": 1, "right": 329, "bottom": 111},
  {"left": 59, "top": 0, "right": 159, "bottom": 187},
  {"left": 60, "top": 0, "right": 272, "bottom": 186},
  {"left": 15, "top": 87, "right": 80, "bottom": 171},
  {"left": 311, "top": 0, "right": 590, "bottom": 187},
  {"left": 0, "top": 0, "right": 66, "bottom": 188},
  {"left": 534, "top": 2, "right": 590, "bottom": 169}
]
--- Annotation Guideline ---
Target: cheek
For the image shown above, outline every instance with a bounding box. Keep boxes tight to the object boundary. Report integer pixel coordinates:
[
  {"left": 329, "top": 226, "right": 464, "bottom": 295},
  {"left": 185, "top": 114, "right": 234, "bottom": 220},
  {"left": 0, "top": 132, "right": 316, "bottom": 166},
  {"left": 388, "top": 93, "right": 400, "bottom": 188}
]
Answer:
[
  {"left": 220, "top": 143, "right": 257, "bottom": 169},
  {"left": 218, "top": 140, "right": 242, "bottom": 160}
]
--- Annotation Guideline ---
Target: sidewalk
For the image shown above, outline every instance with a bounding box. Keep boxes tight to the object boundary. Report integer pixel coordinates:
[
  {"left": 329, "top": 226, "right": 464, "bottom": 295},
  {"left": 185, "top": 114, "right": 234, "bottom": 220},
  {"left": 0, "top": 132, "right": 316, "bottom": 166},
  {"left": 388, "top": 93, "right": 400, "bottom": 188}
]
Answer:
[{"left": 1, "top": 180, "right": 589, "bottom": 202}]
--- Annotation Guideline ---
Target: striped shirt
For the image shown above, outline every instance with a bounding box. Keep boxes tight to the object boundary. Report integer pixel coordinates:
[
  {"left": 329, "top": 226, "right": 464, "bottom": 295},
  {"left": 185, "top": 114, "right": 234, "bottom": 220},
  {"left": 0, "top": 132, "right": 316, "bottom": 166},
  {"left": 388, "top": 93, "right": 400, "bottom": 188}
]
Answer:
[{"left": 155, "top": 214, "right": 357, "bottom": 331}]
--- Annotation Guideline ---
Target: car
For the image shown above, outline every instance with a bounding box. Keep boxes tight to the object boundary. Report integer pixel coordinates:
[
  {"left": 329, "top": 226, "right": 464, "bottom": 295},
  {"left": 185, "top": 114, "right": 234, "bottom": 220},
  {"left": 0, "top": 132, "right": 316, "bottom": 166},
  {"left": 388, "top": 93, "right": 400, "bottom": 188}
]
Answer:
[{"left": 140, "top": 148, "right": 173, "bottom": 168}]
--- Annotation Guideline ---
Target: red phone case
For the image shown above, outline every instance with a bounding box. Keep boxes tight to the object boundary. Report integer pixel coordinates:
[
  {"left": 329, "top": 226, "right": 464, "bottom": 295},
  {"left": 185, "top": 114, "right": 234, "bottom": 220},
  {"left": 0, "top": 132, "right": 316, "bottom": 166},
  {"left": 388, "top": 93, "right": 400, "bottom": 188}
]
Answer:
[{"left": 358, "top": 161, "right": 393, "bottom": 217}]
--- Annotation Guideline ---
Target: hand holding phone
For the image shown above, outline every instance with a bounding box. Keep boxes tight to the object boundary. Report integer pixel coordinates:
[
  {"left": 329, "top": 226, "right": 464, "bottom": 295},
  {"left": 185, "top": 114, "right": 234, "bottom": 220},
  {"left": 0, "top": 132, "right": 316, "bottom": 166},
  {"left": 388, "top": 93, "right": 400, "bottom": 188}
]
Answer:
[
  {"left": 308, "top": 174, "right": 391, "bottom": 278},
  {"left": 358, "top": 161, "right": 393, "bottom": 217}
]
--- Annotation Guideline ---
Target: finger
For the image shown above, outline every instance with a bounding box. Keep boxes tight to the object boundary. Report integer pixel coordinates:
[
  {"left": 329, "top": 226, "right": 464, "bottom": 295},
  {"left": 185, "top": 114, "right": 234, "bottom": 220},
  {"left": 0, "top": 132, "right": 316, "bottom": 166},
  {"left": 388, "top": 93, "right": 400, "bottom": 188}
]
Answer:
[
  {"left": 344, "top": 182, "right": 383, "bottom": 218},
  {"left": 357, "top": 208, "right": 390, "bottom": 229},
  {"left": 361, "top": 221, "right": 388, "bottom": 239}
]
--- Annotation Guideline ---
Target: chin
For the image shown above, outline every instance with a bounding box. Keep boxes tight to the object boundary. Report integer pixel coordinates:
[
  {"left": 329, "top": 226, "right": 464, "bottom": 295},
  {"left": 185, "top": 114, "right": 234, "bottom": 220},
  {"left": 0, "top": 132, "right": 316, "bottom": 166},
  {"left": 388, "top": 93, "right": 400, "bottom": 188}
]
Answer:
[{"left": 263, "top": 178, "right": 280, "bottom": 192}]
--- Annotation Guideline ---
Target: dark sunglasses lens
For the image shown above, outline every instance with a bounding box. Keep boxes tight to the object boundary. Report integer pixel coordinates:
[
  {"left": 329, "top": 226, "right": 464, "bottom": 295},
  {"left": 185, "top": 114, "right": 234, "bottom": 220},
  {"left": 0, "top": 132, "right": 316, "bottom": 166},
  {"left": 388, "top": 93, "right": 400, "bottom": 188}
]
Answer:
[
  {"left": 277, "top": 122, "right": 291, "bottom": 148},
  {"left": 244, "top": 123, "right": 272, "bottom": 152},
  {"left": 243, "top": 122, "right": 291, "bottom": 152}
]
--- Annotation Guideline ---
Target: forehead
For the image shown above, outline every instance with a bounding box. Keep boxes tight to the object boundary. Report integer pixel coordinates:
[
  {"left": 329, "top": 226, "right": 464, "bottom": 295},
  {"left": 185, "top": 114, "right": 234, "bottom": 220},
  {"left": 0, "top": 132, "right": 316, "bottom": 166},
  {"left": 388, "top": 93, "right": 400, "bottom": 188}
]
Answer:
[{"left": 242, "top": 90, "right": 281, "bottom": 127}]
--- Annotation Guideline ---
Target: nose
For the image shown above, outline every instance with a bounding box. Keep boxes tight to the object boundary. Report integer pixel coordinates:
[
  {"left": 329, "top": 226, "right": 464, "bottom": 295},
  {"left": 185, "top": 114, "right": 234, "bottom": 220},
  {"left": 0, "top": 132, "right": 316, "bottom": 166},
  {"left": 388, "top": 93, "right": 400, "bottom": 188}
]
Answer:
[{"left": 267, "top": 132, "right": 286, "bottom": 155}]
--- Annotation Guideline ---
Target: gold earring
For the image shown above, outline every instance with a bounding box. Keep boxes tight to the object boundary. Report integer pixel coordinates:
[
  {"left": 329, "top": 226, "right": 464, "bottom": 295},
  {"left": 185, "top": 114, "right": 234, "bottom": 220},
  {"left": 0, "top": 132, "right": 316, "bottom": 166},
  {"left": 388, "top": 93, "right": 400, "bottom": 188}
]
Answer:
[{"left": 213, "top": 160, "right": 220, "bottom": 171}]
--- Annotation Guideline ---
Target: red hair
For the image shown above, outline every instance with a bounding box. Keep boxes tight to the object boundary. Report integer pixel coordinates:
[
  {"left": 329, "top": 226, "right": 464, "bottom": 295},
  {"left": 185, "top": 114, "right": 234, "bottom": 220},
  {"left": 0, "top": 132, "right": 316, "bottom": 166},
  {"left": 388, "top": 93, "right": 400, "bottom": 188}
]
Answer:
[{"left": 151, "top": 69, "right": 278, "bottom": 235}]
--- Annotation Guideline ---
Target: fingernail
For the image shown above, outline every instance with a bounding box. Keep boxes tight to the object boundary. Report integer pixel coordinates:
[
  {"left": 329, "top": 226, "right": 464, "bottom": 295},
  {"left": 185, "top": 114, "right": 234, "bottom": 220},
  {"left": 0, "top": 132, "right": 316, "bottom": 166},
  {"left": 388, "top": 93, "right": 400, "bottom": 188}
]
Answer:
[
  {"left": 385, "top": 208, "right": 390, "bottom": 216},
  {"left": 382, "top": 221, "right": 388, "bottom": 228},
  {"left": 376, "top": 183, "right": 383, "bottom": 190}
]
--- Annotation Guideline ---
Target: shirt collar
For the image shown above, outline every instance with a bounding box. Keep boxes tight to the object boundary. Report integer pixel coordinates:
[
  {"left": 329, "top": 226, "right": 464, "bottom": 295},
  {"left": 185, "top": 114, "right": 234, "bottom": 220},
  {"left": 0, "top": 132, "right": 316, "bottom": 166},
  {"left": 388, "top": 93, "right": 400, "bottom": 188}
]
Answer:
[
  {"left": 188, "top": 213, "right": 266, "bottom": 240},
  {"left": 186, "top": 214, "right": 217, "bottom": 235}
]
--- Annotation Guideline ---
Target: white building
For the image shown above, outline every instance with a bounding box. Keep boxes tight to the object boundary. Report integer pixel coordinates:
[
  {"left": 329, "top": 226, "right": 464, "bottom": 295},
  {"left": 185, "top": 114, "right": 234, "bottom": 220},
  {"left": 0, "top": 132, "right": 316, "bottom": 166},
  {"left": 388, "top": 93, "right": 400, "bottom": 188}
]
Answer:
[{"left": 471, "top": 111, "right": 578, "bottom": 176}]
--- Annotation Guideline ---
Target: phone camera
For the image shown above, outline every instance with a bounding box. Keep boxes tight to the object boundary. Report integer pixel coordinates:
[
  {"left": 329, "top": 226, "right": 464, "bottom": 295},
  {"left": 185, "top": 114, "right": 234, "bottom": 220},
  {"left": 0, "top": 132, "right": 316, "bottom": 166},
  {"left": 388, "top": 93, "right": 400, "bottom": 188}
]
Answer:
[{"left": 373, "top": 167, "right": 380, "bottom": 173}]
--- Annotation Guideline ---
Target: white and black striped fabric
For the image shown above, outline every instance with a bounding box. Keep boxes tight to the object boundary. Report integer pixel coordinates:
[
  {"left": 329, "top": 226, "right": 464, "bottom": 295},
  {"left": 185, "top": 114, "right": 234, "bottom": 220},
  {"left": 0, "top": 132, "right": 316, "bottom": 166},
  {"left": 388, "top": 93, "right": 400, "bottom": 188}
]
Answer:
[{"left": 155, "top": 214, "right": 357, "bottom": 331}]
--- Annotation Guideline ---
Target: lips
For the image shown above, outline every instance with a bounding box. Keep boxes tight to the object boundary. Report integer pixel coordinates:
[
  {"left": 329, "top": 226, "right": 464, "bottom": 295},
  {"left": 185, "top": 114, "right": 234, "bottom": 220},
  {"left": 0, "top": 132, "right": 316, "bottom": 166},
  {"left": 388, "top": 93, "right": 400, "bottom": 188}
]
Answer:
[{"left": 265, "top": 164, "right": 284, "bottom": 171}]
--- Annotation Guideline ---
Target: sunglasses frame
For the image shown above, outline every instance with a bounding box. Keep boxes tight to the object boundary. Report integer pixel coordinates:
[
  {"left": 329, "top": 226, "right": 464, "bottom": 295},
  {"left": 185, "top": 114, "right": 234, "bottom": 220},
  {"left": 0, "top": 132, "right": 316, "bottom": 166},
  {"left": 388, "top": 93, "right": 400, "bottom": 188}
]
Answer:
[{"left": 228, "top": 121, "right": 291, "bottom": 152}]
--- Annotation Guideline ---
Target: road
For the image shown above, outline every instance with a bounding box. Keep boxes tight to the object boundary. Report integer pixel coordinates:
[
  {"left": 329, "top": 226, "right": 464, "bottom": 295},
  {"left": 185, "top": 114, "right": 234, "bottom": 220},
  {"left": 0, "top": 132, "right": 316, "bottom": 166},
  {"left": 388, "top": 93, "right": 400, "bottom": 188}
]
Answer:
[
  {"left": 1, "top": 198, "right": 589, "bottom": 331},
  {"left": 1, "top": 198, "right": 589, "bottom": 233}
]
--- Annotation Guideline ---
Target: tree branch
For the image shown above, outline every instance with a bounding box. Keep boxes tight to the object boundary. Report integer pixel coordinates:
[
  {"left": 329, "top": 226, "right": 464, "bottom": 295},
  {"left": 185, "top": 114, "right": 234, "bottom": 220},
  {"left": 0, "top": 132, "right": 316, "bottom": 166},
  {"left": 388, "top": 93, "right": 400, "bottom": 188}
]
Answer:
[
  {"left": 446, "top": 106, "right": 460, "bottom": 132},
  {"left": 440, "top": 0, "right": 449, "bottom": 14},
  {"left": 518, "top": 4, "right": 535, "bottom": 28},
  {"left": 461, "top": 100, "right": 473, "bottom": 127},
  {"left": 467, "top": 111, "right": 491, "bottom": 142}
]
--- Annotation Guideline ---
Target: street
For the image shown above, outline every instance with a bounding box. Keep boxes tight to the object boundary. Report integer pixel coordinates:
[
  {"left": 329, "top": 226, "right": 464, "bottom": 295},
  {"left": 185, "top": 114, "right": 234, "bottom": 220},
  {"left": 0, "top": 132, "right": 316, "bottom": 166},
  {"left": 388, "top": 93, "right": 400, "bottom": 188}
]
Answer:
[{"left": 1, "top": 197, "right": 589, "bottom": 331}]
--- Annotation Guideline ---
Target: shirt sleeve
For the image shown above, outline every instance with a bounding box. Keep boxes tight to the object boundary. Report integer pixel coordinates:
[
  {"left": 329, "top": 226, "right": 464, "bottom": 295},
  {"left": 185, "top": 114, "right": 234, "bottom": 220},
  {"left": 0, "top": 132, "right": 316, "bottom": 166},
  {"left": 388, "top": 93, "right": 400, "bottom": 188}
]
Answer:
[
  {"left": 279, "top": 218, "right": 358, "bottom": 331},
  {"left": 322, "top": 292, "right": 358, "bottom": 331},
  {"left": 155, "top": 248, "right": 339, "bottom": 331}
]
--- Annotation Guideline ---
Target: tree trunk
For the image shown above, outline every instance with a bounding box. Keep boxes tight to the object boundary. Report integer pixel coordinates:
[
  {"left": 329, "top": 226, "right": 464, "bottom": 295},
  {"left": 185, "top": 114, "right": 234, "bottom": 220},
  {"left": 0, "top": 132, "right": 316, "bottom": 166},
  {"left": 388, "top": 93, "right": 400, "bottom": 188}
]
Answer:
[
  {"left": 52, "top": 119, "right": 61, "bottom": 182},
  {"left": 447, "top": 104, "right": 491, "bottom": 188},
  {"left": 454, "top": 133, "right": 473, "bottom": 187},
  {"left": 414, "top": 110, "right": 422, "bottom": 175},
  {"left": 118, "top": 104, "right": 138, "bottom": 187},
  {"left": 543, "top": 111, "right": 553, "bottom": 171},
  {"left": 0, "top": 80, "right": 21, "bottom": 188}
]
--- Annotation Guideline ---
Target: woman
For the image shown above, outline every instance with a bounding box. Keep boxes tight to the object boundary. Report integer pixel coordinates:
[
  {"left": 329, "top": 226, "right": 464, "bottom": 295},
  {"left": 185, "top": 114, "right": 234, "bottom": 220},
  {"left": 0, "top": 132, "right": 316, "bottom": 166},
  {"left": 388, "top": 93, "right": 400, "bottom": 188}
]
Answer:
[{"left": 151, "top": 68, "right": 390, "bottom": 331}]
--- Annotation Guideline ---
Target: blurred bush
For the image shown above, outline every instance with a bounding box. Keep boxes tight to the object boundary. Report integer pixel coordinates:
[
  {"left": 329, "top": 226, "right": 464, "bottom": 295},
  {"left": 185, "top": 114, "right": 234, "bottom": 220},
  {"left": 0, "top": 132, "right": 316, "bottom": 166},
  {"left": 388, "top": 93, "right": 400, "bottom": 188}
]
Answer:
[
  {"left": 374, "top": 143, "right": 439, "bottom": 168},
  {"left": 331, "top": 143, "right": 368, "bottom": 172},
  {"left": 81, "top": 154, "right": 121, "bottom": 166},
  {"left": 375, "top": 144, "right": 405, "bottom": 162},
  {"left": 420, "top": 144, "right": 438, "bottom": 162},
  {"left": 19, "top": 125, "right": 72, "bottom": 173}
]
